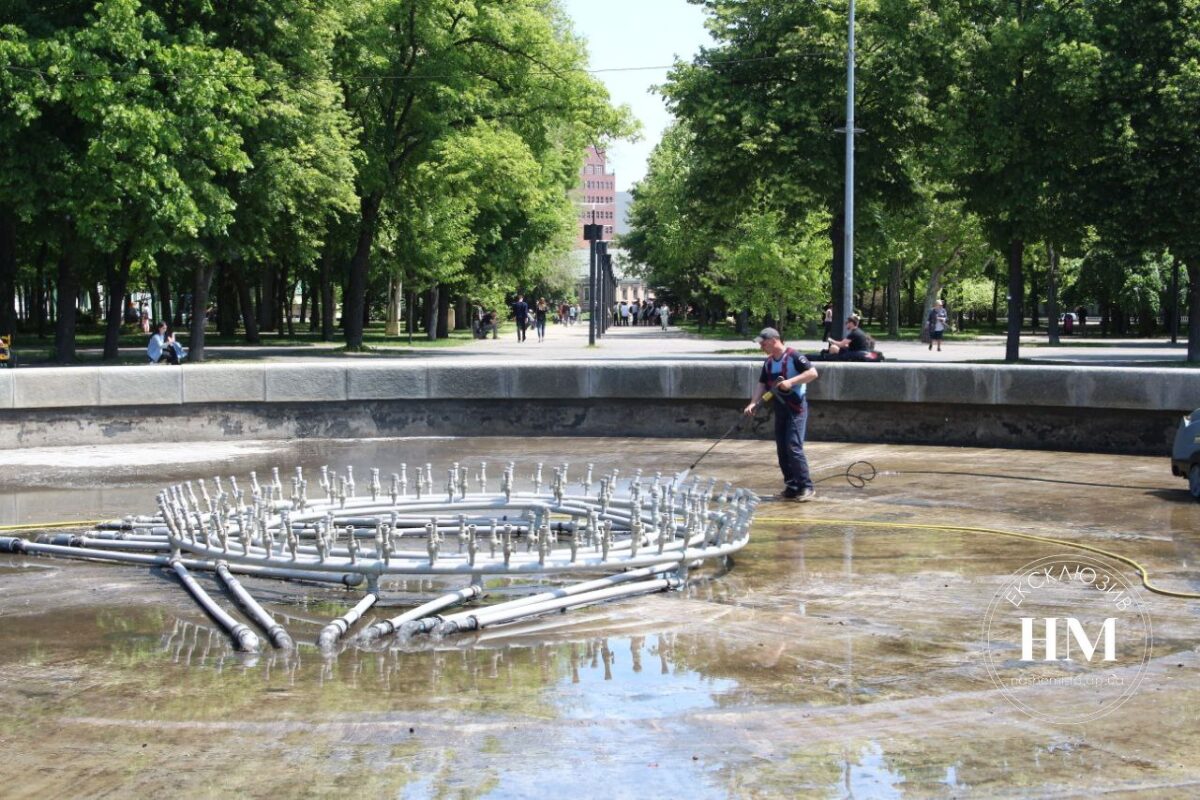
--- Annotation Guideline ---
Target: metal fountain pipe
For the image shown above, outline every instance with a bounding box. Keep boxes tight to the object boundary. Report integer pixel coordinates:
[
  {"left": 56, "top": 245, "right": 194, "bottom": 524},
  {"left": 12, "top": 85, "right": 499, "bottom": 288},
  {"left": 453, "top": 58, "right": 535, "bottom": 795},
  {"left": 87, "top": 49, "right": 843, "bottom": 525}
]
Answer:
[
  {"left": 170, "top": 559, "right": 260, "bottom": 652},
  {"left": 361, "top": 584, "right": 484, "bottom": 642},
  {"left": 170, "top": 526, "right": 748, "bottom": 577},
  {"left": 215, "top": 562, "right": 294, "bottom": 650},
  {"left": 318, "top": 593, "right": 378, "bottom": 650},
  {"left": 435, "top": 564, "right": 676, "bottom": 636},
  {"left": 10, "top": 539, "right": 365, "bottom": 585},
  {"left": 445, "top": 576, "right": 682, "bottom": 633}
]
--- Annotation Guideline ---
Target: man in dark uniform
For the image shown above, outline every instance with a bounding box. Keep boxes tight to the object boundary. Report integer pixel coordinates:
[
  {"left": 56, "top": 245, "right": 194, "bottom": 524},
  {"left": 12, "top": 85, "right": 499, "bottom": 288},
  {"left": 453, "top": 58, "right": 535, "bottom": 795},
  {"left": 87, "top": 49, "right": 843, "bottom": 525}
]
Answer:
[
  {"left": 511, "top": 295, "right": 530, "bottom": 342},
  {"left": 744, "top": 327, "right": 819, "bottom": 501}
]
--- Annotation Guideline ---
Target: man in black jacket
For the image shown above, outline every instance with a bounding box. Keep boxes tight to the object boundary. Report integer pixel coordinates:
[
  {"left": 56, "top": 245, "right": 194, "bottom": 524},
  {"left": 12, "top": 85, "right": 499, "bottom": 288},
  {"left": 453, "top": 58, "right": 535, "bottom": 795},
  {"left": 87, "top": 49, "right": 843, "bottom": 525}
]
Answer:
[{"left": 511, "top": 295, "right": 530, "bottom": 342}]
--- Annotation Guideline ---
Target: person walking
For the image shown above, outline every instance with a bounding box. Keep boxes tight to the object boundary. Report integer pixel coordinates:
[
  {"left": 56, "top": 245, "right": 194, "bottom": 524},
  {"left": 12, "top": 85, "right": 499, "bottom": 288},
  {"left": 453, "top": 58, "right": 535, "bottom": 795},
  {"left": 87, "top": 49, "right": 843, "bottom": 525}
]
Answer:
[
  {"left": 821, "top": 303, "right": 833, "bottom": 342},
  {"left": 657, "top": 302, "right": 670, "bottom": 330},
  {"left": 927, "top": 299, "right": 949, "bottom": 352},
  {"left": 534, "top": 297, "right": 548, "bottom": 342},
  {"left": 512, "top": 295, "right": 530, "bottom": 342},
  {"left": 745, "top": 328, "right": 819, "bottom": 501}
]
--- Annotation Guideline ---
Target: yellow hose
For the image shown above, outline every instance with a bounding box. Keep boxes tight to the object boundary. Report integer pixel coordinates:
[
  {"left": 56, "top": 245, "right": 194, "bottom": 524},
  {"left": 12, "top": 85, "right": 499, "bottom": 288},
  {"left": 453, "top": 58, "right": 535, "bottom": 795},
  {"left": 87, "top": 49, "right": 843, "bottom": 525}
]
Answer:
[
  {"left": 0, "top": 520, "right": 107, "bottom": 532},
  {"left": 756, "top": 515, "right": 1200, "bottom": 600}
]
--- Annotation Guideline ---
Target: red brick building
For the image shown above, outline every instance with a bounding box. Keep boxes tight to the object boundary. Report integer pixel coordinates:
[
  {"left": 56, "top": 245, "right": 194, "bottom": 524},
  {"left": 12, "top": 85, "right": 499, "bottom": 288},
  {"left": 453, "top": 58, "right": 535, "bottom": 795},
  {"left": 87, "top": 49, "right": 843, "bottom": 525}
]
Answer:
[{"left": 573, "top": 145, "right": 616, "bottom": 249}]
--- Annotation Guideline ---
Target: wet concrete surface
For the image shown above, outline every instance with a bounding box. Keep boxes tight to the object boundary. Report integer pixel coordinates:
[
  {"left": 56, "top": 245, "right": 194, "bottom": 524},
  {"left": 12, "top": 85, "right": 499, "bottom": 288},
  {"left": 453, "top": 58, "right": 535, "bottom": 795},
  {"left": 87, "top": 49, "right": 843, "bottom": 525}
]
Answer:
[{"left": 1, "top": 436, "right": 1198, "bottom": 798}]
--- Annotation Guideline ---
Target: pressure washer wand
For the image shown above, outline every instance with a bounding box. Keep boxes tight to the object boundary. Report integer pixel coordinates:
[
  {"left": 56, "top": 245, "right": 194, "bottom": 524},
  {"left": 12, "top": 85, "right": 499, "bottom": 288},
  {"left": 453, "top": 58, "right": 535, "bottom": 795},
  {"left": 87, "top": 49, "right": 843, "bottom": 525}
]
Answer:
[{"left": 683, "top": 391, "right": 774, "bottom": 476}]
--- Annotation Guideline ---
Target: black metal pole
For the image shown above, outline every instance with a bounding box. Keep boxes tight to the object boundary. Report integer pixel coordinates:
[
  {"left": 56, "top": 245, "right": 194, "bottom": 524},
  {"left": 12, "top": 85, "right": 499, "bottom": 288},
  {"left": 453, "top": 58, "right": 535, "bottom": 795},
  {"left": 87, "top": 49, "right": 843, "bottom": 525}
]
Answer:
[
  {"left": 603, "top": 252, "right": 613, "bottom": 336},
  {"left": 1171, "top": 256, "right": 1180, "bottom": 344},
  {"left": 588, "top": 240, "right": 597, "bottom": 346}
]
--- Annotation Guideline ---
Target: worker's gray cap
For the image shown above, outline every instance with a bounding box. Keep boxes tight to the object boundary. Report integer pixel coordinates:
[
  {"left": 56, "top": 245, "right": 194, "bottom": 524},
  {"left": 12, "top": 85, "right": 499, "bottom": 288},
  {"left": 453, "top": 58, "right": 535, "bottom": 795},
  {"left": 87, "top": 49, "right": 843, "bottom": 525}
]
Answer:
[{"left": 754, "top": 327, "right": 781, "bottom": 345}]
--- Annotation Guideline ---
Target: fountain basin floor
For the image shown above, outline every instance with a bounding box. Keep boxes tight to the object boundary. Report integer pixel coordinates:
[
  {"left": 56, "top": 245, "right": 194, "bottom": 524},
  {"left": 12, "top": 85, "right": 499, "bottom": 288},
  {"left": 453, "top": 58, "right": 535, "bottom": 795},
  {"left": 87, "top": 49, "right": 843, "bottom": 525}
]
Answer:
[{"left": 0, "top": 436, "right": 1198, "bottom": 799}]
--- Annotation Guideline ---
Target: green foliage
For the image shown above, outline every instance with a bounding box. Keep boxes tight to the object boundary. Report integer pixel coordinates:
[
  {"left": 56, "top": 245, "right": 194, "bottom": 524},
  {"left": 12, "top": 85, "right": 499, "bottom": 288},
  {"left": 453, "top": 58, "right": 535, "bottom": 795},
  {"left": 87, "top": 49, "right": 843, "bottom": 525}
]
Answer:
[
  {"left": 952, "top": 277, "right": 996, "bottom": 318},
  {"left": 705, "top": 207, "right": 826, "bottom": 325}
]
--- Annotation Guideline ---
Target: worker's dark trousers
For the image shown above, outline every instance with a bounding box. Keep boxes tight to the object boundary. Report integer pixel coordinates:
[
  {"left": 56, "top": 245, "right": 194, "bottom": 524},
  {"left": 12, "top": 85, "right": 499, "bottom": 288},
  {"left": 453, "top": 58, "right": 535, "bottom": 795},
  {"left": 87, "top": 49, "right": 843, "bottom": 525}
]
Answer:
[{"left": 774, "top": 399, "right": 813, "bottom": 492}]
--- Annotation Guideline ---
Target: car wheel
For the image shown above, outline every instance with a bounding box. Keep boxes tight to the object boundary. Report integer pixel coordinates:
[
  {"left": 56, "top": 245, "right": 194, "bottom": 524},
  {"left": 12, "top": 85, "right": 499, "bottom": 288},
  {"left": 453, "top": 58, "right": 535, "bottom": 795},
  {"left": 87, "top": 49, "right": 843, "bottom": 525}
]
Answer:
[{"left": 1190, "top": 464, "right": 1200, "bottom": 500}]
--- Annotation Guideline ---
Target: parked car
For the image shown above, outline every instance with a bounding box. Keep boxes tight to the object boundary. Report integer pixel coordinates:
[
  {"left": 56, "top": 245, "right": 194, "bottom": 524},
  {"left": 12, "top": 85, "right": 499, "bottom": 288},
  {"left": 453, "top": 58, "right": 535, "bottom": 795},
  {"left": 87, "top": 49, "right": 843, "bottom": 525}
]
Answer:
[{"left": 1171, "top": 408, "right": 1200, "bottom": 499}]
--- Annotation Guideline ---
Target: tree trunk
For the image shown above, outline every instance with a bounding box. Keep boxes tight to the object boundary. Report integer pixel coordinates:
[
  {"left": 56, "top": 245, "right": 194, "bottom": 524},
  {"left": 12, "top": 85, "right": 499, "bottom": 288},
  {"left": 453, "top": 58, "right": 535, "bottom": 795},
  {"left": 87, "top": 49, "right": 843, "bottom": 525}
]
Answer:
[
  {"left": 287, "top": 279, "right": 298, "bottom": 337},
  {"left": 905, "top": 273, "right": 916, "bottom": 327},
  {"left": 0, "top": 212, "right": 16, "bottom": 336},
  {"left": 276, "top": 262, "right": 290, "bottom": 337},
  {"left": 385, "top": 275, "right": 401, "bottom": 336},
  {"left": 173, "top": 285, "right": 185, "bottom": 328},
  {"left": 259, "top": 262, "right": 276, "bottom": 332},
  {"left": 1029, "top": 265, "right": 1040, "bottom": 331},
  {"left": 1046, "top": 242, "right": 1060, "bottom": 345},
  {"left": 157, "top": 272, "right": 171, "bottom": 327},
  {"left": 233, "top": 271, "right": 261, "bottom": 344},
  {"left": 102, "top": 246, "right": 133, "bottom": 360},
  {"left": 217, "top": 264, "right": 238, "bottom": 338},
  {"left": 887, "top": 260, "right": 901, "bottom": 337},
  {"left": 35, "top": 255, "right": 47, "bottom": 337},
  {"left": 344, "top": 193, "right": 382, "bottom": 349},
  {"left": 53, "top": 250, "right": 78, "bottom": 363},
  {"left": 1006, "top": 237, "right": 1023, "bottom": 362},
  {"left": 425, "top": 286, "right": 439, "bottom": 341},
  {"left": 309, "top": 273, "right": 319, "bottom": 332},
  {"left": 188, "top": 262, "right": 216, "bottom": 363},
  {"left": 319, "top": 247, "right": 335, "bottom": 341},
  {"left": 456, "top": 297, "right": 469, "bottom": 330},
  {"left": 436, "top": 286, "right": 450, "bottom": 339},
  {"left": 1186, "top": 257, "right": 1200, "bottom": 362},
  {"left": 990, "top": 266, "right": 999, "bottom": 326}
]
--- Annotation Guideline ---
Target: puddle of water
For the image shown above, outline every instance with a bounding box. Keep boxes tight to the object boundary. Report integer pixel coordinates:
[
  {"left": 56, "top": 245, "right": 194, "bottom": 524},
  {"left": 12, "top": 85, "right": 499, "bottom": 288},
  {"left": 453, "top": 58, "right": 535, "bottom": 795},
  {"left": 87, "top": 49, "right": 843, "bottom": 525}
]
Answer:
[{"left": 1, "top": 437, "right": 1198, "bottom": 797}]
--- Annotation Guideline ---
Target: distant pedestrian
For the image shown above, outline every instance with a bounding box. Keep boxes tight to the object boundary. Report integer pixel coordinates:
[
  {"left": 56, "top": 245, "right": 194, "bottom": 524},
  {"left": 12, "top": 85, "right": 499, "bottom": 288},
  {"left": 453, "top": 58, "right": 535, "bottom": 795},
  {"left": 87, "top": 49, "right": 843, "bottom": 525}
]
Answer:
[
  {"left": 822, "top": 303, "right": 833, "bottom": 342},
  {"left": 569, "top": 304, "right": 578, "bottom": 326},
  {"left": 535, "top": 297, "right": 548, "bottom": 342},
  {"left": 927, "top": 300, "right": 948, "bottom": 352},
  {"left": 512, "top": 295, "right": 530, "bottom": 342},
  {"left": 658, "top": 303, "right": 669, "bottom": 330}
]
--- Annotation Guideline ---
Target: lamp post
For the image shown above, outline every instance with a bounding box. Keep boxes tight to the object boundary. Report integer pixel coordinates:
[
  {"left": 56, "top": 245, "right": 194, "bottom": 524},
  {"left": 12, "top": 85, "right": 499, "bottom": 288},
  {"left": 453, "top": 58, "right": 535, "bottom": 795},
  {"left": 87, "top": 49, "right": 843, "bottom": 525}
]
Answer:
[
  {"left": 602, "top": 249, "right": 613, "bottom": 337},
  {"left": 584, "top": 215, "right": 603, "bottom": 345},
  {"left": 841, "top": 0, "right": 857, "bottom": 337}
]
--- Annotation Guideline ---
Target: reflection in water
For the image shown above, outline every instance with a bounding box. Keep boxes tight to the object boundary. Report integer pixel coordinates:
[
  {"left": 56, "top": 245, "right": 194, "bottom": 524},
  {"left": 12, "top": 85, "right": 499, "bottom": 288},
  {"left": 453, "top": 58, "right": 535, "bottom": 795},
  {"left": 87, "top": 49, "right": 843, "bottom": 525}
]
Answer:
[
  {"left": 149, "top": 617, "right": 737, "bottom": 721},
  {"left": 842, "top": 741, "right": 905, "bottom": 798}
]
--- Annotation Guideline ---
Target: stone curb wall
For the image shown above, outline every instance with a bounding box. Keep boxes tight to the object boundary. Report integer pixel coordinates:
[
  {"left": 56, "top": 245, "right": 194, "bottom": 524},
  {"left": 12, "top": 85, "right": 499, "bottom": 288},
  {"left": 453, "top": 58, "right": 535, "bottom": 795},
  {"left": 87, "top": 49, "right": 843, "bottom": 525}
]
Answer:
[{"left": 0, "top": 361, "right": 1193, "bottom": 453}]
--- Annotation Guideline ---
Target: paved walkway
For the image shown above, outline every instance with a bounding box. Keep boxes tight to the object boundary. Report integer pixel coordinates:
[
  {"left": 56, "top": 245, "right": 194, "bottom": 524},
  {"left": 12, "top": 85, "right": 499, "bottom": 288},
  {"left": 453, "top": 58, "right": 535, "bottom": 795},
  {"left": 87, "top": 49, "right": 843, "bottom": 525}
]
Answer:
[
  {"left": 49, "top": 318, "right": 1195, "bottom": 366},
  {"left": 380, "top": 319, "right": 1191, "bottom": 365}
]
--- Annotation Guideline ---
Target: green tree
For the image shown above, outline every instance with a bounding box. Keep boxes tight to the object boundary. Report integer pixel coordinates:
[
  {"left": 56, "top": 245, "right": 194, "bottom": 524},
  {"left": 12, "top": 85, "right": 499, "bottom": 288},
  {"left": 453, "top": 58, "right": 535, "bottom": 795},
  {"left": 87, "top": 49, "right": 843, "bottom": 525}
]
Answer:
[
  {"left": 334, "top": 0, "right": 628, "bottom": 349},
  {"left": 663, "top": 0, "right": 937, "bottom": 333},
  {"left": 935, "top": 0, "right": 1104, "bottom": 359}
]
